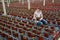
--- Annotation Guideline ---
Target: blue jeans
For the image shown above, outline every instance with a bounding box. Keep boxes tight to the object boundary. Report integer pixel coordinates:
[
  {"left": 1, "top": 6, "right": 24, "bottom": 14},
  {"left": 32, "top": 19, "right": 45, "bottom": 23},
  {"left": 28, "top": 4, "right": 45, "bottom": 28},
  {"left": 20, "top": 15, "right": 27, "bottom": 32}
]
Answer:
[{"left": 36, "top": 19, "right": 47, "bottom": 26}]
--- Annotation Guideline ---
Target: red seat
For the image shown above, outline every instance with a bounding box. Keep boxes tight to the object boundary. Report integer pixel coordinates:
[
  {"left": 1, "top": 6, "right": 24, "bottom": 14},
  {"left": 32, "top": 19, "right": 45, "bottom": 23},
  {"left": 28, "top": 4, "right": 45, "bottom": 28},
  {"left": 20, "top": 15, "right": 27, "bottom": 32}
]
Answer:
[
  {"left": 40, "top": 25, "right": 44, "bottom": 28},
  {"left": 34, "top": 27, "right": 37, "bottom": 29},
  {"left": 0, "top": 22, "right": 5, "bottom": 26},
  {"left": 23, "top": 27, "right": 26, "bottom": 30},
  {"left": 44, "top": 32, "right": 49, "bottom": 38},
  {"left": 22, "top": 20, "right": 27, "bottom": 24},
  {"left": 8, "top": 37, "right": 13, "bottom": 40},
  {"left": 45, "top": 28, "right": 49, "bottom": 32},
  {"left": 50, "top": 27, "right": 55, "bottom": 31},
  {"left": 47, "top": 20, "right": 50, "bottom": 24},
  {"left": 29, "top": 22, "right": 34, "bottom": 26},
  {"left": 6, "top": 24, "right": 11, "bottom": 29},
  {"left": 12, "top": 18, "right": 15, "bottom": 21},
  {"left": 12, "top": 27, "right": 17, "bottom": 31},
  {"left": 17, "top": 20, "right": 21, "bottom": 22},
  {"left": 28, "top": 25, "right": 33, "bottom": 28},
  {"left": 31, "top": 33, "right": 36, "bottom": 38},
  {"left": 16, "top": 25, "right": 20, "bottom": 28},
  {"left": 9, "top": 20, "right": 13, "bottom": 22},
  {"left": 22, "top": 36, "right": 28, "bottom": 40},
  {"left": 28, "top": 17, "right": 33, "bottom": 20},
  {"left": 36, "top": 31, "right": 41, "bottom": 35},
  {"left": 23, "top": 15, "right": 27, "bottom": 19},
  {"left": 4, "top": 28, "right": 9, "bottom": 33},
  {"left": 7, "top": 30, "right": 11, "bottom": 35},
  {"left": 19, "top": 25, "right": 24, "bottom": 28},
  {"left": 19, "top": 28, "right": 25, "bottom": 35},
  {"left": 57, "top": 21, "right": 60, "bottom": 26},
  {"left": 7, "top": 21, "right": 12, "bottom": 25},
  {"left": 27, "top": 32, "right": 32, "bottom": 37},
  {"left": 11, "top": 13, "right": 17, "bottom": 17},
  {"left": 50, "top": 30, "right": 54, "bottom": 35},
  {"left": 0, "top": 32, "right": 2, "bottom": 35},
  {"left": 1, "top": 27, "right": 4, "bottom": 31},
  {"left": 18, "top": 15, "right": 21, "bottom": 18},
  {"left": 0, "top": 19, "right": 2, "bottom": 21},
  {"left": 20, "top": 22, "right": 25, "bottom": 26},
  {"left": 32, "top": 29, "right": 37, "bottom": 34},
  {"left": 1, "top": 33, "right": 6, "bottom": 37},
  {"left": 27, "top": 32, "right": 35, "bottom": 38},
  {"left": 14, "top": 21, "right": 18, "bottom": 24},
  {"left": 26, "top": 24, "right": 33, "bottom": 28},
  {"left": 37, "top": 27, "right": 42, "bottom": 31},
  {"left": 13, "top": 32, "right": 18, "bottom": 38},
  {"left": 52, "top": 21, "right": 56, "bottom": 24},
  {"left": 39, "top": 36, "right": 44, "bottom": 40}
]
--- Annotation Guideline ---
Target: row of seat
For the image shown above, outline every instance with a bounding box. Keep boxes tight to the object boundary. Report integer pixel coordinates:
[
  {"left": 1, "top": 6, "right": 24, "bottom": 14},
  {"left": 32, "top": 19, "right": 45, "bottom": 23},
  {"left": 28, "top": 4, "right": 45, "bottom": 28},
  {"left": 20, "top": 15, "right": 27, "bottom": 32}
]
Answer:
[
  {"left": 0, "top": 8, "right": 60, "bottom": 26},
  {"left": 0, "top": 15, "right": 60, "bottom": 40},
  {"left": 0, "top": 7, "right": 60, "bottom": 27}
]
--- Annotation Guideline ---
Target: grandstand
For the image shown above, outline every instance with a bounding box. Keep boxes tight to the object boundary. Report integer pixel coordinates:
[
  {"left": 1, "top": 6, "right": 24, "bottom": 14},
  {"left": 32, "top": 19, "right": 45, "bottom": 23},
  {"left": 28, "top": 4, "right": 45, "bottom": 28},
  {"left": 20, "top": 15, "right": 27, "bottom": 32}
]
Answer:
[{"left": 0, "top": 0, "right": 60, "bottom": 40}]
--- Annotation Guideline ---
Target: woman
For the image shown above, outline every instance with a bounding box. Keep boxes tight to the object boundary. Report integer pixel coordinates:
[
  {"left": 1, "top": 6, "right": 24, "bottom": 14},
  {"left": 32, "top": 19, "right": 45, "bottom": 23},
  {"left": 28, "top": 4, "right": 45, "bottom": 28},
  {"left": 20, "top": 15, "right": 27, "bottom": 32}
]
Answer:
[{"left": 33, "top": 9, "right": 47, "bottom": 26}]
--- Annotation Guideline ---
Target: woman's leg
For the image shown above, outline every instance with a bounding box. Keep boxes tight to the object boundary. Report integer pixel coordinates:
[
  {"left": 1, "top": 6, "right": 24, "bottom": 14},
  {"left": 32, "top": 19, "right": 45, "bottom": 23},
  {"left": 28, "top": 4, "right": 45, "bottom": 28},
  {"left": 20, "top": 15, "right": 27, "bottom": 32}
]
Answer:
[
  {"left": 40, "top": 19, "right": 48, "bottom": 25},
  {"left": 36, "top": 21, "right": 43, "bottom": 26}
]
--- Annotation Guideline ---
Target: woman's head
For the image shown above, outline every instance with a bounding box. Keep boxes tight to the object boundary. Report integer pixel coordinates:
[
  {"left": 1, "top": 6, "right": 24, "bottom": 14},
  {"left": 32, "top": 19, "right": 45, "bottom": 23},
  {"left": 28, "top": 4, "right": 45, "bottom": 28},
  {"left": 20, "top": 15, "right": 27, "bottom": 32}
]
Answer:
[
  {"left": 36, "top": 9, "right": 42, "bottom": 12},
  {"left": 36, "top": 9, "right": 40, "bottom": 12}
]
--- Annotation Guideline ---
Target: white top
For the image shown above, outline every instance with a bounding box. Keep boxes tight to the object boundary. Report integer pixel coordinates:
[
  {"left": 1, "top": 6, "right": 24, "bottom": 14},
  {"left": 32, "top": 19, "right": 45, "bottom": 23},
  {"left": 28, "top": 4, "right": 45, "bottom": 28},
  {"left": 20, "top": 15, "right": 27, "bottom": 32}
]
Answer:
[{"left": 33, "top": 9, "right": 43, "bottom": 22}]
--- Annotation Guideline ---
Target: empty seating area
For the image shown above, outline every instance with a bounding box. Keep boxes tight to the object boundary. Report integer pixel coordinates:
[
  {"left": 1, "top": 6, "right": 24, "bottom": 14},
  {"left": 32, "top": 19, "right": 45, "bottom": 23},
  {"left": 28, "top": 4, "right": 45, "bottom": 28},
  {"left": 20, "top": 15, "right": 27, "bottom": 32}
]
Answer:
[{"left": 0, "top": 14, "right": 60, "bottom": 40}]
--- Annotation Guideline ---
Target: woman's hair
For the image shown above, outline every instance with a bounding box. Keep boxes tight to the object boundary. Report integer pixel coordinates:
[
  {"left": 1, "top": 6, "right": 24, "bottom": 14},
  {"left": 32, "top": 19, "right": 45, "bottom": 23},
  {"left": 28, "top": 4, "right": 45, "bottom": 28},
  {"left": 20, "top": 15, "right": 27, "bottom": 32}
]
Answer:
[{"left": 36, "top": 17, "right": 40, "bottom": 21}]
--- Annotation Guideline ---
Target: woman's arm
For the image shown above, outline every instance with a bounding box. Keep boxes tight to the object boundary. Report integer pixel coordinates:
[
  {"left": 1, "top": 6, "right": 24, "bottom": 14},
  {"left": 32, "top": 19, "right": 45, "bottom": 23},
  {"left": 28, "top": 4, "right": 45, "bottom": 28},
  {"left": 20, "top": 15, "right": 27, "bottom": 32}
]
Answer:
[
  {"left": 33, "top": 12, "right": 36, "bottom": 20},
  {"left": 40, "top": 11, "right": 43, "bottom": 20}
]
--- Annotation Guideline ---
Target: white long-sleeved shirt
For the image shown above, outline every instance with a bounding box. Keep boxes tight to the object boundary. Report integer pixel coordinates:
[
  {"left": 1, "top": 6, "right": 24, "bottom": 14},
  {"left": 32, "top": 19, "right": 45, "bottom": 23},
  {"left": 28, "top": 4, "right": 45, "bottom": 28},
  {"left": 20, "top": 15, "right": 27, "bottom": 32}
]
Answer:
[{"left": 33, "top": 10, "right": 43, "bottom": 22}]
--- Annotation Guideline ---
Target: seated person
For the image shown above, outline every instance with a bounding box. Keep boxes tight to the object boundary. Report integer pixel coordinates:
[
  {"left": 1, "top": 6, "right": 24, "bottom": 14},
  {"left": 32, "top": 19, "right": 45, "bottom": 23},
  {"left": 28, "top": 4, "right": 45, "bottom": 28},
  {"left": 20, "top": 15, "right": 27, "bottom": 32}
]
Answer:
[{"left": 33, "top": 9, "right": 47, "bottom": 26}]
